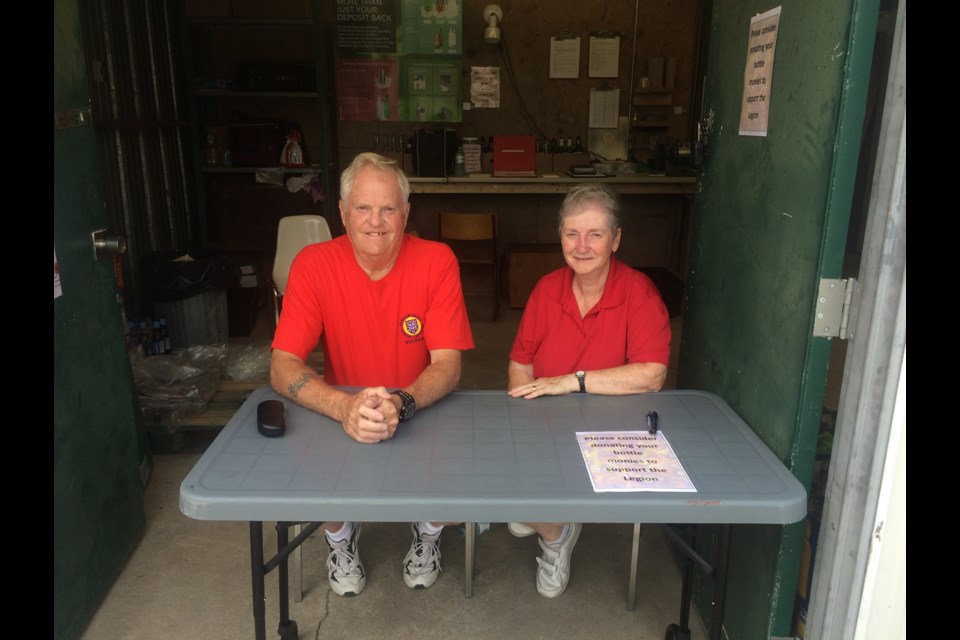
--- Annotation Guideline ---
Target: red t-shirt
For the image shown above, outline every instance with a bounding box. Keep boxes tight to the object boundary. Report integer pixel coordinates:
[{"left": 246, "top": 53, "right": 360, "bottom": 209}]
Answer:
[
  {"left": 509, "top": 257, "right": 671, "bottom": 378},
  {"left": 272, "top": 234, "right": 474, "bottom": 387}
]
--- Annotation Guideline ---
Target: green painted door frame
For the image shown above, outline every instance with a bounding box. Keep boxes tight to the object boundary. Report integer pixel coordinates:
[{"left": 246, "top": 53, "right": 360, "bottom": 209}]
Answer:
[{"left": 678, "top": 0, "right": 880, "bottom": 637}]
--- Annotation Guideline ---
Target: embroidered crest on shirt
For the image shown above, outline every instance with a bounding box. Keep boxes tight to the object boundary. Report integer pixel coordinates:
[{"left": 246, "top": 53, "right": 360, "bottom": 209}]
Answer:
[{"left": 401, "top": 314, "right": 424, "bottom": 337}]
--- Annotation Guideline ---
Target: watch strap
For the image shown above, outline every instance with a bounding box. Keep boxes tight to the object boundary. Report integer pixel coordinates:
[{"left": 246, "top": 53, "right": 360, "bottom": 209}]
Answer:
[
  {"left": 392, "top": 389, "right": 416, "bottom": 421},
  {"left": 577, "top": 371, "right": 586, "bottom": 393}
]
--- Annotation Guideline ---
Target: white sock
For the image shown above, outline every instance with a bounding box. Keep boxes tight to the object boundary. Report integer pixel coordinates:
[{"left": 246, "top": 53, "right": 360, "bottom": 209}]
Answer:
[
  {"left": 419, "top": 521, "right": 444, "bottom": 536},
  {"left": 546, "top": 525, "right": 570, "bottom": 548},
  {"left": 326, "top": 522, "right": 354, "bottom": 542}
]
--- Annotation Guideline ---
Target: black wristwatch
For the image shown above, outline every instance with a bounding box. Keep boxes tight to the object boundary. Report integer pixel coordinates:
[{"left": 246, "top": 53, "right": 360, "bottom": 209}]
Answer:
[
  {"left": 575, "top": 370, "right": 586, "bottom": 393},
  {"left": 392, "top": 390, "right": 417, "bottom": 422}
]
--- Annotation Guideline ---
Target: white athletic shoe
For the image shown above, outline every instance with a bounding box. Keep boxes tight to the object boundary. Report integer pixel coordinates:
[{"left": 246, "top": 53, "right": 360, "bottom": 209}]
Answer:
[
  {"left": 325, "top": 525, "right": 366, "bottom": 596},
  {"left": 507, "top": 522, "right": 536, "bottom": 537},
  {"left": 403, "top": 523, "right": 443, "bottom": 589},
  {"left": 536, "top": 523, "right": 582, "bottom": 598}
]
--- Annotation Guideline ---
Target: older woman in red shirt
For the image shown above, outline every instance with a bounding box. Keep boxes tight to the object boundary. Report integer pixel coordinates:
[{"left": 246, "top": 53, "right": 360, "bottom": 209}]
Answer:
[{"left": 506, "top": 182, "right": 671, "bottom": 598}]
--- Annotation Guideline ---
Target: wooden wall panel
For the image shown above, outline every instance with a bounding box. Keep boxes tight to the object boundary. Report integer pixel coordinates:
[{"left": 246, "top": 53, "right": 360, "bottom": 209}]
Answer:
[{"left": 336, "top": 0, "right": 700, "bottom": 168}]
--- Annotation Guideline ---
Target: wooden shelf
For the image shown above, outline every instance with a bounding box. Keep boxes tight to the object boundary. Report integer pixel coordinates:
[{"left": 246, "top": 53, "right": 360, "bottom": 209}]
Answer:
[
  {"left": 200, "top": 166, "right": 321, "bottom": 174},
  {"left": 634, "top": 91, "right": 673, "bottom": 106},
  {"left": 187, "top": 18, "right": 313, "bottom": 27},
  {"left": 196, "top": 89, "right": 317, "bottom": 98}
]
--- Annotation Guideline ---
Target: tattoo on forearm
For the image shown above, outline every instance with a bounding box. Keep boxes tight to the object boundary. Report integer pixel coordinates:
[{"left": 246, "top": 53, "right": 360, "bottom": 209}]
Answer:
[{"left": 287, "top": 373, "right": 320, "bottom": 398}]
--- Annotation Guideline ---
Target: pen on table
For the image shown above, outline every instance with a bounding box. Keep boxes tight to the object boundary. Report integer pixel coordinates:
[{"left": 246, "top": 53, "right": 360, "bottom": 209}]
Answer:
[{"left": 646, "top": 411, "right": 659, "bottom": 435}]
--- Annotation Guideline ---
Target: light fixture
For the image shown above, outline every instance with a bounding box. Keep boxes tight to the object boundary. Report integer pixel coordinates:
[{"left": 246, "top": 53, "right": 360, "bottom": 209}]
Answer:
[{"left": 483, "top": 4, "right": 502, "bottom": 44}]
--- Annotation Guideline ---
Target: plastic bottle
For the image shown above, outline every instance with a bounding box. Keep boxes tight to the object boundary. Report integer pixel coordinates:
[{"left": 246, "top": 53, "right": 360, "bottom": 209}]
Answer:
[
  {"left": 205, "top": 132, "right": 218, "bottom": 166},
  {"left": 127, "top": 320, "right": 138, "bottom": 353},
  {"left": 454, "top": 147, "right": 466, "bottom": 176},
  {"left": 159, "top": 317, "right": 172, "bottom": 354},
  {"left": 280, "top": 131, "right": 305, "bottom": 167},
  {"left": 151, "top": 320, "right": 162, "bottom": 356},
  {"left": 139, "top": 319, "right": 151, "bottom": 356}
]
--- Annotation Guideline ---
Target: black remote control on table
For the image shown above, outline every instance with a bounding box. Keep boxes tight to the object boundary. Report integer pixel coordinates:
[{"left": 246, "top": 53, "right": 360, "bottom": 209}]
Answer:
[{"left": 257, "top": 400, "right": 286, "bottom": 437}]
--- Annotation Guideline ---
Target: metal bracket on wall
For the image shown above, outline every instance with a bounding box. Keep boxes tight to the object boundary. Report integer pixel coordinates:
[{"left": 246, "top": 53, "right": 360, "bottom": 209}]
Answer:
[
  {"left": 813, "top": 278, "right": 860, "bottom": 340},
  {"left": 91, "top": 228, "right": 127, "bottom": 261},
  {"left": 54, "top": 106, "right": 92, "bottom": 130}
]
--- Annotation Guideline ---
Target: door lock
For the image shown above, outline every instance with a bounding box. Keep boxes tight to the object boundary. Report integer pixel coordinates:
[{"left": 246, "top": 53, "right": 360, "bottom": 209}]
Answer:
[{"left": 91, "top": 228, "right": 127, "bottom": 260}]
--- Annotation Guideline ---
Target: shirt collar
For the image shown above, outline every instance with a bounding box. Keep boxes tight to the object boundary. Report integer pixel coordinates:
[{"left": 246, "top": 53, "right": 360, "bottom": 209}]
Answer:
[{"left": 558, "top": 255, "right": 626, "bottom": 316}]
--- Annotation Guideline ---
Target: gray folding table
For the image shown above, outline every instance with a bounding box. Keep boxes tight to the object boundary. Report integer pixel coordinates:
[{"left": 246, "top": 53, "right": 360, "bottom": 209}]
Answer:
[{"left": 180, "top": 387, "right": 806, "bottom": 640}]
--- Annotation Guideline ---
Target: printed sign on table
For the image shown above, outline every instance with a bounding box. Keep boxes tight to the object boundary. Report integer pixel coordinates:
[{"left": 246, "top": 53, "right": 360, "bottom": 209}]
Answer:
[{"left": 576, "top": 431, "right": 696, "bottom": 492}]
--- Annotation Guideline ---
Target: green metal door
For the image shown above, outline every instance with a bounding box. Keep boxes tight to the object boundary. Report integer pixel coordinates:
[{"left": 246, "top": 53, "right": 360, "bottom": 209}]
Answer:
[
  {"left": 678, "top": 0, "right": 881, "bottom": 636},
  {"left": 54, "top": 1, "right": 149, "bottom": 637}
]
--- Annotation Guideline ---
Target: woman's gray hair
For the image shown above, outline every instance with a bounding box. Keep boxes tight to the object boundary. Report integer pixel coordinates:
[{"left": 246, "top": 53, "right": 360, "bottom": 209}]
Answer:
[
  {"left": 558, "top": 182, "right": 621, "bottom": 234},
  {"left": 340, "top": 152, "right": 411, "bottom": 204}
]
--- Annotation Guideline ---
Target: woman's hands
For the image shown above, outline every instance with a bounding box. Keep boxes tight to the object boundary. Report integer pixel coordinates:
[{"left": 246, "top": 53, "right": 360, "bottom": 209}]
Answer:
[{"left": 507, "top": 374, "right": 578, "bottom": 399}]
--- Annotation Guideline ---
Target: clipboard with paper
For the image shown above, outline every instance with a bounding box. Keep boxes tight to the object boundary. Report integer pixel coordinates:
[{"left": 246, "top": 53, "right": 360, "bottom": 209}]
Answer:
[{"left": 588, "top": 30, "right": 620, "bottom": 78}]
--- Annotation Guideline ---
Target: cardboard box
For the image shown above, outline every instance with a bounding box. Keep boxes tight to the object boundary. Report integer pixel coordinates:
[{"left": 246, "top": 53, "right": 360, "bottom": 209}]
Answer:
[
  {"left": 155, "top": 289, "right": 228, "bottom": 348},
  {"left": 506, "top": 244, "right": 565, "bottom": 308},
  {"left": 792, "top": 516, "right": 820, "bottom": 638}
]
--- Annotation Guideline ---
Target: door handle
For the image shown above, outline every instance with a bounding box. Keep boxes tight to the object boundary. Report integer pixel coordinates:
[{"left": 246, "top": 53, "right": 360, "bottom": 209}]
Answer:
[{"left": 91, "top": 228, "right": 127, "bottom": 260}]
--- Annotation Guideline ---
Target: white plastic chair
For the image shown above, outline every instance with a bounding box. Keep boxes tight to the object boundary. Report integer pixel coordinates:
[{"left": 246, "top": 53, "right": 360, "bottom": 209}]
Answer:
[
  {"left": 271, "top": 215, "right": 332, "bottom": 601},
  {"left": 272, "top": 215, "right": 332, "bottom": 327}
]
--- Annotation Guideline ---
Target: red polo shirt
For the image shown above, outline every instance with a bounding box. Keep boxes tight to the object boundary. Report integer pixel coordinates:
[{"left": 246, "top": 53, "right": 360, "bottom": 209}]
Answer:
[
  {"left": 509, "top": 257, "right": 671, "bottom": 378},
  {"left": 272, "top": 235, "right": 474, "bottom": 387}
]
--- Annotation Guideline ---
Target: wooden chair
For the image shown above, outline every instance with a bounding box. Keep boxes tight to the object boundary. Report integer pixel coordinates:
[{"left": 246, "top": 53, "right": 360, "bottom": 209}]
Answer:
[
  {"left": 271, "top": 215, "right": 332, "bottom": 328},
  {"left": 439, "top": 212, "right": 500, "bottom": 320}
]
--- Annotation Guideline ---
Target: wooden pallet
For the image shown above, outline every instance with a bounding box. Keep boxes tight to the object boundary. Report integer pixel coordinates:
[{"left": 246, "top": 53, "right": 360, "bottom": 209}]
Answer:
[{"left": 147, "top": 379, "right": 267, "bottom": 453}]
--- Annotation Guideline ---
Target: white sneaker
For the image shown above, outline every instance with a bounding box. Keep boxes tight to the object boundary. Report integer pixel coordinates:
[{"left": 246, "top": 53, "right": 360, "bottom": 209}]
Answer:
[
  {"left": 325, "top": 525, "right": 366, "bottom": 596},
  {"left": 536, "top": 523, "right": 582, "bottom": 598},
  {"left": 507, "top": 522, "right": 536, "bottom": 537},
  {"left": 403, "top": 523, "right": 442, "bottom": 589}
]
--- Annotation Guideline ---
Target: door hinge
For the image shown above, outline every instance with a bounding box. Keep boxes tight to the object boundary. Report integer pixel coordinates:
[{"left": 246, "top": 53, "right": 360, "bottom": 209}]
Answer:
[{"left": 813, "top": 278, "right": 860, "bottom": 339}]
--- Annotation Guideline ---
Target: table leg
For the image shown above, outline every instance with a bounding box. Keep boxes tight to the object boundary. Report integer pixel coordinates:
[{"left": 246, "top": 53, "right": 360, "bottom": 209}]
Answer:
[
  {"left": 249, "top": 522, "right": 266, "bottom": 640},
  {"left": 293, "top": 523, "right": 303, "bottom": 602},
  {"left": 464, "top": 522, "right": 475, "bottom": 597},
  {"left": 627, "top": 523, "right": 642, "bottom": 610},
  {"left": 667, "top": 538, "right": 694, "bottom": 640},
  {"left": 709, "top": 524, "right": 732, "bottom": 640},
  {"left": 248, "top": 522, "right": 320, "bottom": 640},
  {"left": 660, "top": 523, "right": 732, "bottom": 640},
  {"left": 276, "top": 524, "right": 298, "bottom": 640}
]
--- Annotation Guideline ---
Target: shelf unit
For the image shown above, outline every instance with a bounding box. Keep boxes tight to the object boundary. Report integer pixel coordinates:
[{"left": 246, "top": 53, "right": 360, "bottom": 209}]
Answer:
[
  {"left": 630, "top": 89, "right": 680, "bottom": 163},
  {"left": 183, "top": 6, "right": 337, "bottom": 258}
]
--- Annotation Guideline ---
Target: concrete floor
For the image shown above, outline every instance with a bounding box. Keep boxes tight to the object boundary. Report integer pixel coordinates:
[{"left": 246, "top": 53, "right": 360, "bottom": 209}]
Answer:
[{"left": 80, "top": 296, "right": 706, "bottom": 640}]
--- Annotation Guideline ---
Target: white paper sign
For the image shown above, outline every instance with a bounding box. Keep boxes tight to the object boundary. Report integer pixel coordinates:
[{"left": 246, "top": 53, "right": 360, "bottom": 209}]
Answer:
[
  {"left": 576, "top": 430, "right": 696, "bottom": 493},
  {"left": 739, "top": 6, "right": 782, "bottom": 136}
]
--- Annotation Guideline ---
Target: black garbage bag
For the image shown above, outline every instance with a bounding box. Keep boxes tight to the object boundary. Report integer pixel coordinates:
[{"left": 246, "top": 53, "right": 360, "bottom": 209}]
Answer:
[{"left": 145, "top": 249, "right": 241, "bottom": 303}]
